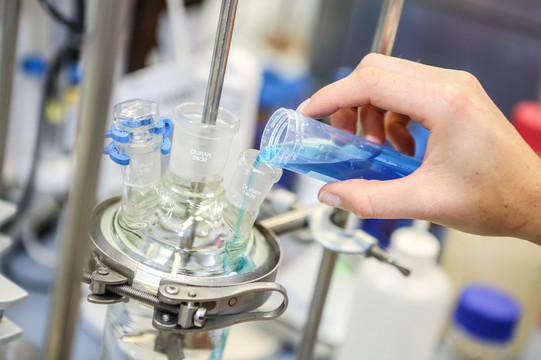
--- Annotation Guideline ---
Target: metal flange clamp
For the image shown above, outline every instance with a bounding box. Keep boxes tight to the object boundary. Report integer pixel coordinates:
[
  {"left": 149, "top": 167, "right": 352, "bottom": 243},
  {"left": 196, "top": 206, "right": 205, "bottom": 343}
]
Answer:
[{"left": 152, "top": 280, "right": 288, "bottom": 333}]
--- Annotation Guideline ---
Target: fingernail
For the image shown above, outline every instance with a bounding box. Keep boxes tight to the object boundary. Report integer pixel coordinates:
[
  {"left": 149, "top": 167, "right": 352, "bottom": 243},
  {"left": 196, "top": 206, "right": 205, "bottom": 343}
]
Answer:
[
  {"left": 296, "top": 98, "right": 311, "bottom": 113},
  {"left": 318, "top": 191, "right": 342, "bottom": 208},
  {"left": 364, "top": 134, "right": 382, "bottom": 144}
]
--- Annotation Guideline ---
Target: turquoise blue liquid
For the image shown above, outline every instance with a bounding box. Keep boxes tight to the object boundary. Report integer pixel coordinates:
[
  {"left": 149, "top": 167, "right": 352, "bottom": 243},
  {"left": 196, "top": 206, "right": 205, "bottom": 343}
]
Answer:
[
  {"left": 259, "top": 142, "right": 420, "bottom": 183},
  {"left": 223, "top": 157, "right": 261, "bottom": 274}
]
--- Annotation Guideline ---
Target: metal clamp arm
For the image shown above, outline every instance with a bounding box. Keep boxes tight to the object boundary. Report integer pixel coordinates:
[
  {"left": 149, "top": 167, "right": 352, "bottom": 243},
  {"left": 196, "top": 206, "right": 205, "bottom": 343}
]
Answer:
[{"left": 153, "top": 281, "right": 288, "bottom": 333}]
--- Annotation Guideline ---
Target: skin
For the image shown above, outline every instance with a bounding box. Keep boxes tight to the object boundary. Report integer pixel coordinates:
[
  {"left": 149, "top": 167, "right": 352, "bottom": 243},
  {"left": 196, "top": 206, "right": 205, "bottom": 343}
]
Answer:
[{"left": 297, "top": 53, "right": 541, "bottom": 244}]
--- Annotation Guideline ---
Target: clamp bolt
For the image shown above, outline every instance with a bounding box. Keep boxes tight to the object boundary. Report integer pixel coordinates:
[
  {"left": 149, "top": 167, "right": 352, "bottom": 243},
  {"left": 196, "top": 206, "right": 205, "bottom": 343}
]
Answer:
[
  {"left": 188, "top": 291, "right": 197, "bottom": 298},
  {"left": 165, "top": 285, "right": 179, "bottom": 295},
  {"left": 228, "top": 297, "right": 238, "bottom": 307},
  {"left": 97, "top": 268, "right": 109, "bottom": 275}
]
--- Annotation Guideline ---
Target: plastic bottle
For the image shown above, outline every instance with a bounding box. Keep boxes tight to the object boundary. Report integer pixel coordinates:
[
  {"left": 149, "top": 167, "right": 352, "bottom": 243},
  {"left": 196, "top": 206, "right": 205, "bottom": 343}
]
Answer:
[
  {"left": 336, "top": 221, "right": 452, "bottom": 360},
  {"left": 259, "top": 108, "right": 421, "bottom": 182},
  {"left": 436, "top": 284, "right": 521, "bottom": 360}
]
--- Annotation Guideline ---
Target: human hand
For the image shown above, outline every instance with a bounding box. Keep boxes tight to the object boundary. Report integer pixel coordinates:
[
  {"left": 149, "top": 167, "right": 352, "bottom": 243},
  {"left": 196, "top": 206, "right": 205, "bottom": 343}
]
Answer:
[{"left": 298, "top": 53, "right": 541, "bottom": 243}]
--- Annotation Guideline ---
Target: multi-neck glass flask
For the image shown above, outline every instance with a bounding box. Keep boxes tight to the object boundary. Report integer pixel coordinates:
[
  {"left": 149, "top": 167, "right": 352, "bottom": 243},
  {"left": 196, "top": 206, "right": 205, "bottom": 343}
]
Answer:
[{"left": 99, "top": 99, "right": 282, "bottom": 359}]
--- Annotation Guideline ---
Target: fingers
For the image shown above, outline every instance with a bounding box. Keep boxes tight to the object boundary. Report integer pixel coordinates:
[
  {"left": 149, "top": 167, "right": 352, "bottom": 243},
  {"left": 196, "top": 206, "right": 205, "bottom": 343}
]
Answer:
[
  {"left": 329, "top": 107, "right": 358, "bottom": 134},
  {"left": 318, "top": 175, "right": 427, "bottom": 220},
  {"left": 299, "top": 65, "right": 436, "bottom": 128},
  {"left": 359, "top": 105, "right": 386, "bottom": 144},
  {"left": 358, "top": 53, "right": 457, "bottom": 83},
  {"left": 385, "top": 112, "right": 415, "bottom": 156}
]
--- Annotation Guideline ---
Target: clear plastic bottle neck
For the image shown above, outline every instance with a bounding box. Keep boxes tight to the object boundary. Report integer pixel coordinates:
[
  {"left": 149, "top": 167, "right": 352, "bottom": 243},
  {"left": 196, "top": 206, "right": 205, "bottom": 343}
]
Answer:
[
  {"left": 388, "top": 221, "right": 441, "bottom": 274},
  {"left": 259, "top": 108, "right": 304, "bottom": 166}
]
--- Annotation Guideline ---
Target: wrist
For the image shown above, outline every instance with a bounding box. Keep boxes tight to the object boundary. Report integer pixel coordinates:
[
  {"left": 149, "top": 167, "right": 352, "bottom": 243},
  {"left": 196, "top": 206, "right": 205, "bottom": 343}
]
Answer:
[{"left": 510, "top": 170, "right": 541, "bottom": 244}]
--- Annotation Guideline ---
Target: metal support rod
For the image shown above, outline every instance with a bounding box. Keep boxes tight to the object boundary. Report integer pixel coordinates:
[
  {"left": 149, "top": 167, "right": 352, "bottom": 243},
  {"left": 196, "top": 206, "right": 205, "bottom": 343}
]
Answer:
[
  {"left": 296, "top": 1, "right": 405, "bottom": 358},
  {"left": 370, "top": 0, "right": 405, "bottom": 54},
  {"left": 259, "top": 205, "right": 323, "bottom": 236},
  {"left": 201, "top": 0, "right": 238, "bottom": 125},
  {"left": 44, "top": 1, "right": 132, "bottom": 359},
  {"left": 297, "top": 249, "right": 338, "bottom": 360},
  {"left": 0, "top": 0, "right": 21, "bottom": 194}
]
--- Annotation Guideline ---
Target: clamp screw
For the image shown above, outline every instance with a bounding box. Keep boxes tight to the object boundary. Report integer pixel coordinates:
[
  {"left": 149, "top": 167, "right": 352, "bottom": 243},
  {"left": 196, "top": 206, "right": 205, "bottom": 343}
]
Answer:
[
  {"left": 97, "top": 268, "right": 109, "bottom": 275},
  {"left": 162, "top": 313, "right": 171, "bottom": 322},
  {"left": 188, "top": 291, "right": 197, "bottom": 298},
  {"left": 228, "top": 297, "right": 238, "bottom": 307},
  {"left": 165, "top": 285, "right": 179, "bottom": 295}
]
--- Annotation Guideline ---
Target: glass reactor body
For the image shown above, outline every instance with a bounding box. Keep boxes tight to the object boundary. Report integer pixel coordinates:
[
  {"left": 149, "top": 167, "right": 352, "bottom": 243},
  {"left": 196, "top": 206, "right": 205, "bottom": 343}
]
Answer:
[{"left": 93, "top": 100, "right": 283, "bottom": 359}]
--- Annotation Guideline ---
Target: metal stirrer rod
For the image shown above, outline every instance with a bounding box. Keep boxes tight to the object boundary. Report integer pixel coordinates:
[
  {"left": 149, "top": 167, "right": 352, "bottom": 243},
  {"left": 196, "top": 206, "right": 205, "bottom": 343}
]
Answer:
[{"left": 201, "top": 0, "right": 239, "bottom": 125}]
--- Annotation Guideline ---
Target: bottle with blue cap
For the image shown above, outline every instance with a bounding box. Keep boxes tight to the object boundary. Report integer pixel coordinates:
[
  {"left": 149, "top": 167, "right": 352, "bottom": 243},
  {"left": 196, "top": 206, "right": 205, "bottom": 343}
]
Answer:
[{"left": 437, "top": 284, "right": 522, "bottom": 360}]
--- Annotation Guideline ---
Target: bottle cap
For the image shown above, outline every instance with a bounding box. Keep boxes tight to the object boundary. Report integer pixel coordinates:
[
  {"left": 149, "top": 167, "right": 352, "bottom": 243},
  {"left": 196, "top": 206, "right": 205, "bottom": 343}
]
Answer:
[
  {"left": 511, "top": 101, "right": 541, "bottom": 155},
  {"left": 21, "top": 54, "right": 46, "bottom": 77},
  {"left": 453, "top": 284, "right": 521, "bottom": 343},
  {"left": 389, "top": 221, "right": 440, "bottom": 261}
]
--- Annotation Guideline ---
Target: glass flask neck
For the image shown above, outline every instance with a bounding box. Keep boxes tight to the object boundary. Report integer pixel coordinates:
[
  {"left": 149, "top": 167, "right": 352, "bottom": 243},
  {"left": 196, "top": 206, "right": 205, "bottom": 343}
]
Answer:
[{"left": 112, "top": 99, "right": 163, "bottom": 226}]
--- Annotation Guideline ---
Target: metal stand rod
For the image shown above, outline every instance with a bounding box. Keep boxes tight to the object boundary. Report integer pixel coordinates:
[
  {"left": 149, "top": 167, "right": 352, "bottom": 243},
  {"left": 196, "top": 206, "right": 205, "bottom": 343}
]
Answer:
[
  {"left": 297, "top": 248, "right": 338, "bottom": 360},
  {"left": 296, "top": 1, "right": 405, "bottom": 358},
  {"left": 201, "top": 0, "right": 238, "bottom": 125},
  {"left": 0, "top": 0, "right": 21, "bottom": 194},
  {"left": 44, "top": 1, "right": 132, "bottom": 359},
  {"left": 371, "top": 0, "right": 405, "bottom": 55},
  {"left": 259, "top": 205, "right": 323, "bottom": 236}
]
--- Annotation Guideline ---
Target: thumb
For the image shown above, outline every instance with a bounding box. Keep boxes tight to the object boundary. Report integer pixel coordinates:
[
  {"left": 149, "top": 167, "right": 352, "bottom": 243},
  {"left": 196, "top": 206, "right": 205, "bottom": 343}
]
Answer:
[{"left": 318, "top": 176, "right": 425, "bottom": 220}]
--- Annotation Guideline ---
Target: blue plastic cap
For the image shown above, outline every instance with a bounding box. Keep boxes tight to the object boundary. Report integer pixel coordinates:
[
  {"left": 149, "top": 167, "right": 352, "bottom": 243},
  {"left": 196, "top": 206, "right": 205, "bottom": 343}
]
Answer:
[
  {"left": 453, "top": 284, "right": 521, "bottom": 343},
  {"left": 21, "top": 55, "right": 46, "bottom": 77},
  {"left": 161, "top": 138, "right": 171, "bottom": 155},
  {"left": 161, "top": 117, "right": 173, "bottom": 137},
  {"left": 111, "top": 125, "right": 129, "bottom": 143},
  {"left": 67, "top": 62, "right": 82, "bottom": 85}
]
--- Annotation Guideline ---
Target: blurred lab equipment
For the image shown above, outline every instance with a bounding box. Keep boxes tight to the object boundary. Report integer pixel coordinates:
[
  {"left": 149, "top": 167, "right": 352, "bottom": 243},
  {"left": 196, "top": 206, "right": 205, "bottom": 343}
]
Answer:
[
  {"left": 336, "top": 221, "right": 452, "bottom": 360},
  {"left": 436, "top": 284, "right": 522, "bottom": 360},
  {"left": 259, "top": 108, "right": 421, "bottom": 183},
  {"left": 0, "top": 198, "right": 27, "bottom": 346},
  {"left": 0, "top": 0, "right": 21, "bottom": 195},
  {"left": 3, "top": 54, "right": 46, "bottom": 189},
  {"left": 0, "top": 273, "right": 28, "bottom": 346},
  {"left": 310, "top": 0, "right": 541, "bottom": 118}
]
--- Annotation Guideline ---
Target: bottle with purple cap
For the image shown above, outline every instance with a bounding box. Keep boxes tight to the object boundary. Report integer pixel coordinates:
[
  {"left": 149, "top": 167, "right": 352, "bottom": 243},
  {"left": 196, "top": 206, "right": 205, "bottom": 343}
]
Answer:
[{"left": 437, "top": 284, "right": 522, "bottom": 360}]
